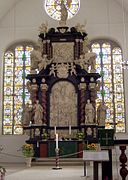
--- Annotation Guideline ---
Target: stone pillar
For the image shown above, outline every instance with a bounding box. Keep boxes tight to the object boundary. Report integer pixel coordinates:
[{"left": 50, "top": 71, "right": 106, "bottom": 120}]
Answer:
[
  {"left": 80, "top": 39, "right": 83, "bottom": 55},
  {"left": 75, "top": 39, "right": 80, "bottom": 59},
  {"left": 79, "top": 77, "right": 86, "bottom": 125},
  {"left": 43, "top": 40, "right": 47, "bottom": 54},
  {"left": 89, "top": 78, "right": 97, "bottom": 109},
  {"left": 46, "top": 40, "right": 51, "bottom": 59},
  {"left": 40, "top": 78, "right": 48, "bottom": 125}
]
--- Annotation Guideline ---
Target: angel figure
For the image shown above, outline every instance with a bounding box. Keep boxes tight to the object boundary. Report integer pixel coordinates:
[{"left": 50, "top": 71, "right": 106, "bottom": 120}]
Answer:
[
  {"left": 30, "top": 49, "right": 42, "bottom": 73},
  {"left": 50, "top": 64, "right": 56, "bottom": 76},
  {"left": 38, "top": 21, "right": 48, "bottom": 37},
  {"left": 70, "top": 62, "right": 76, "bottom": 75},
  {"left": 78, "top": 54, "right": 89, "bottom": 71},
  {"left": 75, "top": 23, "right": 87, "bottom": 35}
]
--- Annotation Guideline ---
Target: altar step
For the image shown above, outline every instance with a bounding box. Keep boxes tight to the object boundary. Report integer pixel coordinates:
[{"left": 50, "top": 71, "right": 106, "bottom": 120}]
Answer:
[{"left": 32, "top": 158, "right": 83, "bottom": 166}]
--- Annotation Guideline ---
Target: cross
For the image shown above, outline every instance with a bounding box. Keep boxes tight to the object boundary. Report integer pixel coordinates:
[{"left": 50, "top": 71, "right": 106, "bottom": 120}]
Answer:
[{"left": 100, "top": 132, "right": 112, "bottom": 146}]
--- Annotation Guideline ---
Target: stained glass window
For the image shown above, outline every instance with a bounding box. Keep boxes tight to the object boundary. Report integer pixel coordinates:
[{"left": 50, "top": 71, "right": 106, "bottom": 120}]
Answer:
[
  {"left": 90, "top": 39, "right": 125, "bottom": 133},
  {"left": 45, "top": 0, "right": 80, "bottom": 20},
  {"left": 3, "top": 44, "right": 33, "bottom": 135}
]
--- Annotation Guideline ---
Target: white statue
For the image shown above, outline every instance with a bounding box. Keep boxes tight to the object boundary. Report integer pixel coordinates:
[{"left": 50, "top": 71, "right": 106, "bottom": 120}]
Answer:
[
  {"left": 59, "top": 0, "right": 68, "bottom": 26},
  {"left": 30, "top": 49, "right": 42, "bottom": 73},
  {"left": 23, "top": 103, "right": 32, "bottom": 126},
  {"left": 85, "top": 99, "right": 95, "bottom": 124},
  {"left": 97, "top": 102, "right": 107, "bottom": 126},
  {"left": 34, "top": 100, "right": 43, "bottom": 125},
  {"left": 75, "top": 23, "right": 87, "bottom": 35},
  {"left": 50, "top": 64, "right": 56, "bottom": 76},
  {"left": 87, "top": 52, "right": 97, "bottom": 73},
  {"left": 70, "top": 62, "right": 76, "bottom": 75},
  {"left": 79, "top": 54, "right": 89, "bottom": 71},
  {"left": 38, "top": 22, "right": 48, "bottom": 37},
  {"left": 38, "top": 54, "right": 48, "bottom": 71}
]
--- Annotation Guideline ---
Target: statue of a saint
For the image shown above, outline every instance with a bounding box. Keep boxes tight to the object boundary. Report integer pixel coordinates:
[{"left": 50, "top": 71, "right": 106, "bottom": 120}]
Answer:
[
  {"left": 97, "top": 103, "right": 107, "bottom": 126},
  {"left": 76, "top": 54, "right": 89, "bottom": 71},
  {"left": 26, "top": 81, "right": 32, "bottom": 93},
  {"left": 34, "top": 100, "right": 43, "bottom": 125},
  {"left": 59, "top": 0, "right": 68, "bottom": 26},
  {"left": 85, "top": 99, "right": 95, "bottom": 124},
  {"left": 23, "top": 103, "right": 32, "bottom": 126},
  {"left": 88, "top": 52, "right": 97, "bottom": 73},
  {"left": 38, "top": 54, "right": 48, "bottom": 71}
]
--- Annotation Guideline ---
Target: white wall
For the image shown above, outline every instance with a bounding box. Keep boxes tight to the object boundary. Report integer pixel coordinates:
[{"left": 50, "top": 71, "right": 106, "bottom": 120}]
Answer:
[
  {"left": 0, "top": 135, "right": 29, "bottom": 163},
  {"left": 0, "top": 0, "right": 128, "bottom": 162}
]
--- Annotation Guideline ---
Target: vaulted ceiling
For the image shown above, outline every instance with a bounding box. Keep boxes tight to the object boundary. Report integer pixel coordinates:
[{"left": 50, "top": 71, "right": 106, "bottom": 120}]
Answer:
[{"left": 0, "top": 0, "right": 127, "bottom": 23}]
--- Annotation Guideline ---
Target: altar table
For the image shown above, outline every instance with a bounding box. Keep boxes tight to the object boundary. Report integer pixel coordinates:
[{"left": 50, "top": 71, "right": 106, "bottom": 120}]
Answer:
[{"left": 83, "top": 150, "right": 109, "bottom": 180}]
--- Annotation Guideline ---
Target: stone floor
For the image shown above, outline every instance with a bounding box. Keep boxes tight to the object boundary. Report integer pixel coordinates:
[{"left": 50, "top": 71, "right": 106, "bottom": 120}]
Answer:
[{"left": 3, "top": 162, "right": 121, "bottom": 180}]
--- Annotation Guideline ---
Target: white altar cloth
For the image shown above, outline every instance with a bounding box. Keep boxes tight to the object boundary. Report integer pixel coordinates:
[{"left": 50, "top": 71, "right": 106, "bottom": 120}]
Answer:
[{"left": 83, "top": 150, "right": 109, "bottom": 161}]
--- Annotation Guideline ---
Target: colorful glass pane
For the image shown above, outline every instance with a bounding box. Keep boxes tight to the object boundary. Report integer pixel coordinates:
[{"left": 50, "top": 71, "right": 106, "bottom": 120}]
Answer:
[
  {"left": 91, "top": 41, "right": 125, "bottom": 133},
  {"left": 45, "top": 0, "right": 80, "bottom": 20},
  {"left": 3, "top": 45, "right": 33, "bottom": 134}
]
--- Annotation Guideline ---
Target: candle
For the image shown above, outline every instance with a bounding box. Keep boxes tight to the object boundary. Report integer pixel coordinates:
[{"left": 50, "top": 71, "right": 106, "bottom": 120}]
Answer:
[
  {"left": 37, "top": 141, "right": 39, "bottom": 148},
  {"left": 69, "top": 125, "right": 71, "bottom": 135},
  {"left": 56, "top": 133, "right": 58, "bottom": 149},
  {"left": 54, "top": 126, "right": 56, "bottom": 134}
]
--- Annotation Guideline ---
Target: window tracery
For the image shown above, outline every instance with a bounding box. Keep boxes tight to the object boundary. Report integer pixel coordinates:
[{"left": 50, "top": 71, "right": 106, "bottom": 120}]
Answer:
[
  {"left": 90, "top": 39, "right": 125, "bottom": 132},
  {"left": 45, "top": 0, "right": 80, "bottom": 20},
  {"left": 3, "top": 43, "right": 34, "bottom": 134}
]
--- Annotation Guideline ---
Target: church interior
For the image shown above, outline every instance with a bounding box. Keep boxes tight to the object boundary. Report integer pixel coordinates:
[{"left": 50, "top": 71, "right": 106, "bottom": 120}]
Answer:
[{"left": 0, "top": 0, "right": 128, "bottom": 179}]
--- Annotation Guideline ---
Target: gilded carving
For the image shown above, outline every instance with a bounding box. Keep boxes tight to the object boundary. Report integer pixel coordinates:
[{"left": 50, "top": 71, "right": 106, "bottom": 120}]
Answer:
[
  {"left": 52, "top": 43, "right": 74, "bottom": 63},
  {"left": 56, "top": 63, "right": 69, "bottom": 78}
]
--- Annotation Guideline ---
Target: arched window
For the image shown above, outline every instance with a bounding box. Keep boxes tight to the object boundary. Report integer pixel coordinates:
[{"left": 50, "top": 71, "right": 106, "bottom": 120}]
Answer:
[
  {"left": 3, "top": 42, "right": 34, "bottom": 135},
  {"left": 90, "top": 39, "right": 125, "bottom": 133}
]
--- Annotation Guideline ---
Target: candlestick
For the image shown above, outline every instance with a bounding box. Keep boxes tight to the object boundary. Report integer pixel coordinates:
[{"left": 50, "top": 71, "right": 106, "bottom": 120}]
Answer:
[
  {"left": 56, "top": 133, "right": 58, "bottom": 149},
  {"left": 54, "top": 126, "right": 56, "bottom": 134},
  {"left": 69, "top": 125, "right": 71, "bottom": 135}
]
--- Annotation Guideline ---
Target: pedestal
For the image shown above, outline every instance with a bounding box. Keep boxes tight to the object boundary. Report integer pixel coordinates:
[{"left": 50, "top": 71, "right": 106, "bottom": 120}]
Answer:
[
  {"left": 83, "top": 150, "right": 109, "bottom": 180},
  {"left": 25, "top": 157, "right": 32, "bottom": 167}
]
